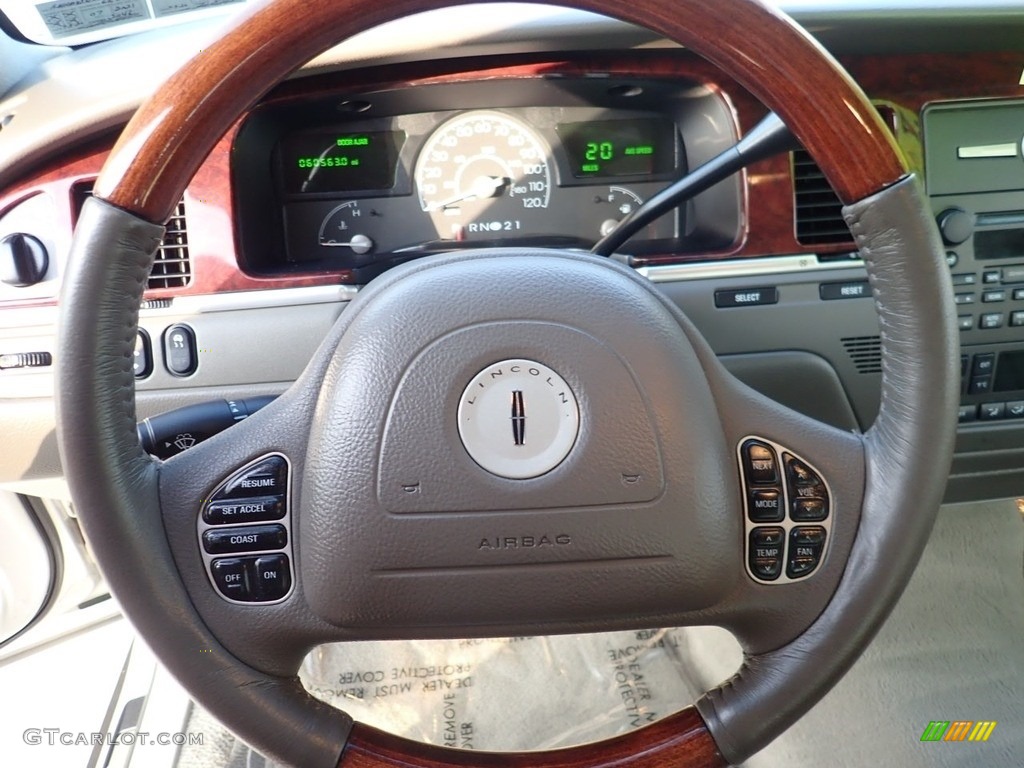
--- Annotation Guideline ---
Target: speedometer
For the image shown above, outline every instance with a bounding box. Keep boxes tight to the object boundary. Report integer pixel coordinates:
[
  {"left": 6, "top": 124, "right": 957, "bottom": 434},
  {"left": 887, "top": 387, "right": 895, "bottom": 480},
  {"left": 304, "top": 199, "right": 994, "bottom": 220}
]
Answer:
[{"left": 414, "top": 111, "right": 551, "bottom": 242}]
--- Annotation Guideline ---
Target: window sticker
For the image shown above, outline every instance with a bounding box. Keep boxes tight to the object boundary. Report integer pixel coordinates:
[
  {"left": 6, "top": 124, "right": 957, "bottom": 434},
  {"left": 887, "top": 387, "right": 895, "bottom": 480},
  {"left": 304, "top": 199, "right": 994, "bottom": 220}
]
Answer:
[
  {"left": 36, "top": 0, "right": 149, "bottom": 38},
  {"left": 151, "top": 0, "right": 242, "bottom": 19}
]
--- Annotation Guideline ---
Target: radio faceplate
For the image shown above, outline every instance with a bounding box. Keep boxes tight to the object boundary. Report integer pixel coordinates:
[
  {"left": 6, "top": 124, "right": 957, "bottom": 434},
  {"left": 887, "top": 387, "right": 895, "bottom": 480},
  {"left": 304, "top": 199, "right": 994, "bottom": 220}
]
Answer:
[{"left": 923, "top": 100, "right": 1024, "bottom": 427}]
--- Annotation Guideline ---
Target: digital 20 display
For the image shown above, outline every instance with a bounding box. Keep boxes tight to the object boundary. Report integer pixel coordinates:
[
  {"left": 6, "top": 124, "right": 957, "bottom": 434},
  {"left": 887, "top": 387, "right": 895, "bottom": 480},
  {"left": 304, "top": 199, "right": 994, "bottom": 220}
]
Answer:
[
  {"left": 278, "top": 130, "right": 406, "bottom": 194},
  {"left": 556, "top": 118, "right": 676, "bottom": 178}
]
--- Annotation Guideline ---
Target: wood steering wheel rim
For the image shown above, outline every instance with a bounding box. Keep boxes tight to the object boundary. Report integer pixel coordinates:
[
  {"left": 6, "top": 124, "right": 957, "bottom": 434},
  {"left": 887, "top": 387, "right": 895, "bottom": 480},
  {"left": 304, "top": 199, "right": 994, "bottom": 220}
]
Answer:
[
  {"left": 94, "top": 0, "right": 904, "bottom": 221},
  {"left": 67, "top": 1, "right": 940, "bottom": 768}
]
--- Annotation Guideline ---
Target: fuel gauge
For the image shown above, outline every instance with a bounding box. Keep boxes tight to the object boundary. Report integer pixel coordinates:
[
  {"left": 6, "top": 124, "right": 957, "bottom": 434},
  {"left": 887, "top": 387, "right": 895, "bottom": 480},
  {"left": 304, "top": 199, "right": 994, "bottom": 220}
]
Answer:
[
  {"left": 318, "top": 201, "right": 374, "bottom": 255},
  {"left": 595, "top": 186, "right": 644, "bottom": 238}
]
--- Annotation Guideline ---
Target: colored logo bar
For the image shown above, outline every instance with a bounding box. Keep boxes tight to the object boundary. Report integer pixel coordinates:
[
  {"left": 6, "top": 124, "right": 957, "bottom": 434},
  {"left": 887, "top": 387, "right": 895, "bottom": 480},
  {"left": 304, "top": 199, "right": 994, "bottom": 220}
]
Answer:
[{"left": 920, "top": 721, "right": 997, "bottom": 742}]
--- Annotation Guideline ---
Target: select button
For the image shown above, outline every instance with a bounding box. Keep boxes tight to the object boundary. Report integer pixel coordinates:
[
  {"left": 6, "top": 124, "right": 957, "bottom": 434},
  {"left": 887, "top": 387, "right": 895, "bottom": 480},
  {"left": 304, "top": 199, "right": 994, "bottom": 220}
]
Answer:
[{"left": 715, "top": 287, "right": 779, "bottom": 308}]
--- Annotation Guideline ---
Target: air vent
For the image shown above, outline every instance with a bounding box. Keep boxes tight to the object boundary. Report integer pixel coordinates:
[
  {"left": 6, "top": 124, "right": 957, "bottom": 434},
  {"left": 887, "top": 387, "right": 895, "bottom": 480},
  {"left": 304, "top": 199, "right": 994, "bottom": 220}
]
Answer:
[
  {"left": 792, "top": 149, "right": 854, "bottom": 246},
  {"left": 842, "top": 335, "right": 882, "bottom": 374},
  {"left": 72, "top": 182, "right": 192, "bottom": 290},
  {"left": 148, "top": 199, "right": 192, "bottom": 289}
]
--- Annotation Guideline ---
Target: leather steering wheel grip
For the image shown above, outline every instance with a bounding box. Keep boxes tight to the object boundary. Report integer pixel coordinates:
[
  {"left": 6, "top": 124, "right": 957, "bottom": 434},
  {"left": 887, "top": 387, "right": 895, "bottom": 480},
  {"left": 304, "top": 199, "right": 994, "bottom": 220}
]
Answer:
[{"left": 56, "top": 0, "right": 957, "bottom": 767}]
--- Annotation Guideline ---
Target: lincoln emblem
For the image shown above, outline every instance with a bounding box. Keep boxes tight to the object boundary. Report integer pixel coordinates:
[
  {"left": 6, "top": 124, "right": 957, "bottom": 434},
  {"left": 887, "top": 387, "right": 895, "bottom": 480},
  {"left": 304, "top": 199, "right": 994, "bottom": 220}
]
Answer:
[
  {"left": 457, "top": 359, "right": 579, "bottom": 479},
  {"left": 511, "top": 390, "right": 526, "bottom": 446}
]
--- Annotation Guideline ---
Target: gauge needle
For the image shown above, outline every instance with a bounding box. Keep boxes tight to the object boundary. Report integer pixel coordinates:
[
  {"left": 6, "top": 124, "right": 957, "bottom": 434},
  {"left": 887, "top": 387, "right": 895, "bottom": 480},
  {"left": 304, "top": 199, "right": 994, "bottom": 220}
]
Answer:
[{"left": 428, "top": 175, "right": 510, "bottom": 211}]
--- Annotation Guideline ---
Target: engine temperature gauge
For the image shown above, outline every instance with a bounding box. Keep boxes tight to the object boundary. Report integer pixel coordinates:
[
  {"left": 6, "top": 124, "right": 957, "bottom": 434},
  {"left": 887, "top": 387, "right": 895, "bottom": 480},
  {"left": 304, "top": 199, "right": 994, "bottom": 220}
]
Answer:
[{"left": 317, "top": 201, "right": 374, "bottom": 255}]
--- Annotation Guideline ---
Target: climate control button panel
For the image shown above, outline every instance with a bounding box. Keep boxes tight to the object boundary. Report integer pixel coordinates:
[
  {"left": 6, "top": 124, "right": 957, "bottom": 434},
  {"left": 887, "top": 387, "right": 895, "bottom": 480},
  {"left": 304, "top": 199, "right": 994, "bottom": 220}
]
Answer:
[
  {"left": 198, "top": 454, "right": 294, "bottom": 604},
  {"left": 738, "top": 437, "right": 833, "bottom": 584}
]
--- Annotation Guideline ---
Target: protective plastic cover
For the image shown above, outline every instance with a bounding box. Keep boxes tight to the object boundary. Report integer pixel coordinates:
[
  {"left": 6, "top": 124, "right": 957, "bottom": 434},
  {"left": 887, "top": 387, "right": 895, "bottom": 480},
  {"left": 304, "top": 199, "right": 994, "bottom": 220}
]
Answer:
[{"left": 300, "top": 628, "right": 740, "bottom": 750}]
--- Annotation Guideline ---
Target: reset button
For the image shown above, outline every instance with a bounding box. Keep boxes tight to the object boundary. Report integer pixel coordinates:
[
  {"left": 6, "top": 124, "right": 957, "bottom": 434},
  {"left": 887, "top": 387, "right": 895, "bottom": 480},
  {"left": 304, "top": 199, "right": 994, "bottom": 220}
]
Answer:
[
  {"left": 820, "top": 280, "right": 871, "bottom": 300},
  {"left": 714, "top": 287, "right": 779, "bottom": 308}
]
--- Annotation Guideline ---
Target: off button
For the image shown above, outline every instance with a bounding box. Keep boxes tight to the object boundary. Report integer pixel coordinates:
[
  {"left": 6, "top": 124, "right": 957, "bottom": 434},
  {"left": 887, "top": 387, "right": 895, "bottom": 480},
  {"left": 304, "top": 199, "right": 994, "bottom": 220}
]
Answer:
[{"left": 714, "top": 287, "right": 779, "bottom": 308}]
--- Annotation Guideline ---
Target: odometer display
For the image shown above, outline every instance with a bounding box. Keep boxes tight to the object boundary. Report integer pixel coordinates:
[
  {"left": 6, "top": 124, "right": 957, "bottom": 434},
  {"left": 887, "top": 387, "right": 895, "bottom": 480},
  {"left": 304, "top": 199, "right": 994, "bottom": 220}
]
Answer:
[
  {"left": 415, "top": 111, "right": 551, "bottom": 242},
  {"left": 557, "top": 118, "right": 676, "bottom": 178},
  {"left": 278, "top": 130, "right": 406, "bottom": 194}
]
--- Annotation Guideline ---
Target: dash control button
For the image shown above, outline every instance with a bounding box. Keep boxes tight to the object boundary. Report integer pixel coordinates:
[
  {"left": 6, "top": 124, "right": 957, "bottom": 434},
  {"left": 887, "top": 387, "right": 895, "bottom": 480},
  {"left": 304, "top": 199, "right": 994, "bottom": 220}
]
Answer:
[
  {"left": 715, "top": 287, "right": 778, "bottom": 308},
  {"left": 742, "top": 440, "right": 779, "bottom": 485},
  {"left": 203, "top": 496, "right": 284, "bottom": 525},
  {"left": 979, "top": 402, "right": 1006, "bottom": 421},
  {"left": 972, "top": 353, "right": 995, "bottom": 376},
  {"left": 980, "top": 312, "right": 1004, "bottom": 329},
  {"left": 216, "top": 456, "right": 288, "bottom": 500},
  {"left": 819, "top": 281, "right": 870, "bottom": 301},
  {"left": 133, "top": 330, "right": 152, "bottom": 379},
  {"left": 163, "top": 324, "right": 197, "bottom": 376}
]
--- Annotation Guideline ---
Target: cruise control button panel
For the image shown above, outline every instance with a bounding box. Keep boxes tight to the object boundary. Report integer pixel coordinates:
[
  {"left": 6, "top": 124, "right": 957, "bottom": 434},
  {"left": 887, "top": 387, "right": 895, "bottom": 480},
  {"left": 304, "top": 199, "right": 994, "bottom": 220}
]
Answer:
[
  {"left": 738, "top": 436, "right": 832, "bottom": 584},
  {"left": 198, "top": 453, "right": 294, "bottom": 604}
]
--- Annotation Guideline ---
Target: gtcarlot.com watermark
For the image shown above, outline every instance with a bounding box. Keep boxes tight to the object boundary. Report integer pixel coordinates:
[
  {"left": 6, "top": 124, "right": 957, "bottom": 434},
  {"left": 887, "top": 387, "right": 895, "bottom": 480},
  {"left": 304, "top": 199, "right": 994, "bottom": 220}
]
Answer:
[{"left": 23, "top": 728, "right": 204, "bottom": 747}]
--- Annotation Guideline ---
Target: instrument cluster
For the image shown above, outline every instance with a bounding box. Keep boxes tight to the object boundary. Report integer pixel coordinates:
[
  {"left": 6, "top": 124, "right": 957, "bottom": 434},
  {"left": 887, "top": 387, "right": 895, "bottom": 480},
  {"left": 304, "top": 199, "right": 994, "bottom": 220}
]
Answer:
[{"left": 232, "top": 78, "right": 743, "bottom": 279}]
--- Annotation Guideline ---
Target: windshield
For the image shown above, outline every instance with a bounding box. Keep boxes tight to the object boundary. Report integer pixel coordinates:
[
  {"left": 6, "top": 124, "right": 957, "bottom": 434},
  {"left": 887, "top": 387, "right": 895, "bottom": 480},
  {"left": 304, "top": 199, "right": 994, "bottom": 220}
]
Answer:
[{"left": 0, "top": 0, "right": 951, "bottom": 48}]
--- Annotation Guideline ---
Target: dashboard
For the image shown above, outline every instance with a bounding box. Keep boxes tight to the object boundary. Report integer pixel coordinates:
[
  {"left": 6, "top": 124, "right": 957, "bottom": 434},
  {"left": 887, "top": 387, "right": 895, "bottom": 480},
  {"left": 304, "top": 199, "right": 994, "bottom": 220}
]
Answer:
[{"left": 2, "top": 7, "right": 1024, "bottom": 505}]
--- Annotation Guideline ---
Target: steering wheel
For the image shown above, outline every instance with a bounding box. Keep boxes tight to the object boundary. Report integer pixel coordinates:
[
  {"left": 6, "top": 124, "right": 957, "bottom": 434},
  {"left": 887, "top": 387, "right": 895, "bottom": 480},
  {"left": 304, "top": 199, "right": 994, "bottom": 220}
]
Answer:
[{"left": 56, "top": 0, "right": 958, "bottom": 765}]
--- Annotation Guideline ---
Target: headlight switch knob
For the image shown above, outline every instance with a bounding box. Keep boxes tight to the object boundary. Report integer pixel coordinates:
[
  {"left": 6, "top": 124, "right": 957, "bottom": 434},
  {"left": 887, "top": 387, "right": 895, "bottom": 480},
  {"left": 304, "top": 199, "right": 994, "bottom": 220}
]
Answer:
[{"left": 0, "top": 232, "right": 49, "bottom": 287}]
